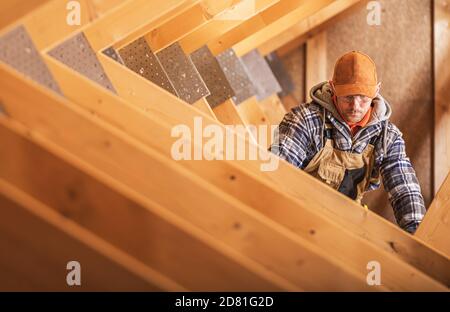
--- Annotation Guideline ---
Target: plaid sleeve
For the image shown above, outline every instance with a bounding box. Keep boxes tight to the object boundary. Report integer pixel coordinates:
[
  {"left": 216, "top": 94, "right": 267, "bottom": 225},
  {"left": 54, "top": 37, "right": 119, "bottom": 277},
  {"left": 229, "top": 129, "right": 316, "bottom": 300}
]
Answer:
[
  {"left": 380, "top": 126, "right": 426, "bottom": 234},
  {"left": 269, "top": 107, "right": 313, "bottom": 169}
]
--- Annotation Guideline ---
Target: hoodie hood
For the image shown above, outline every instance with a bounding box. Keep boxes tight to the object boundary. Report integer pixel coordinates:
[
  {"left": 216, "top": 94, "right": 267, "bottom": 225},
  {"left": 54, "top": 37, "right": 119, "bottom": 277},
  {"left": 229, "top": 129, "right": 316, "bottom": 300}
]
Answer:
[{"left": 310, "top": 81, "right": 392, "bottom": 126}]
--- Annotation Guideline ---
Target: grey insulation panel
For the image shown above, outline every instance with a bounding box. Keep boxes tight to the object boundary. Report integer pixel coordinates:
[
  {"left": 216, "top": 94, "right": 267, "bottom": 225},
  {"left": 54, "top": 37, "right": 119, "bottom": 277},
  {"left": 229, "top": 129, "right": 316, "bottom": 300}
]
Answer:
[
  {"left": 240, "top": 49, "right": 281, "bottom": 101},
  {"left": 190, "top": 46, "right": 234, "bottom": 108},
  {"left": 216, "top": 48, "right": 255, "bottom": 105},
  {"left": 0, "top": 25, "right": 62, "bottom": 95},
  {"left": 102, "top": 46, "right": 124, "bottom": 65},
  {"left": 118, "top": 37, "right": 177, "bottom": 96},
  {"left": 156, "top": 42, "right": 209, "bottom": 104},
  {"left": 48, "top": 32, "right": 116, "bottom": 93},
  {"left": 265, "top": 52, "right": 295, "bottom": 97}
]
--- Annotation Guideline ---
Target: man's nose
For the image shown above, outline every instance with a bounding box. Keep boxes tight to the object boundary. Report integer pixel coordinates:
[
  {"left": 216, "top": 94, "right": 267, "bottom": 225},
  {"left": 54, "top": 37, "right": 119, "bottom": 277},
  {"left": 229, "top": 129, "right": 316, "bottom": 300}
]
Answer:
[
  {"left": 351, "top": 98, "right": 362, "bottom": 108},
  {"left": 350, "top": 100, "right": 359, "bottom": 109}
]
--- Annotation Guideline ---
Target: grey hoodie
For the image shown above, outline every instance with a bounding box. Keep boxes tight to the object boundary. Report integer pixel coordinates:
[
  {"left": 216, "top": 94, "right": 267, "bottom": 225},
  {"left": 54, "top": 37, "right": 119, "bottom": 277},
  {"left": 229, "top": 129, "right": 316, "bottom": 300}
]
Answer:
[{"left": 310, "top": 81, "right": 392, "bottom": 127}]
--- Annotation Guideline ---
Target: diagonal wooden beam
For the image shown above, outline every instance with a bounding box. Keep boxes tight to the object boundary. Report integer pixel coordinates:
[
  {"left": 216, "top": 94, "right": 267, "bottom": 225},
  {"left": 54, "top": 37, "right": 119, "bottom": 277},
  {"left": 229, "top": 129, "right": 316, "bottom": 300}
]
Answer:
[
  {"left": 82, "top": 0, "right": 202, "bottom": 52},
  {"left": 434, "top": 0, "right": 450, "bottom": 194},
  {"left": 0, "top": 174, "right": 182, "bottom": 291},
  {"left": 0, "top": 100, "right": 294, "bottom": 292},
  {"left": 416, "top": 173, "right": 450, "bottom": 257},
  {"left": 9, "top": 0, "right": 449, "bottom": 289},
  {"left": 98, "top": 54, "right": 450, "bottom": 288},
  {"left": 37, "top": 50, "right": 450, "bottom": 289},
  {"left": 0, "top": 0, "right": 51, "bottom": 30},
  {"left": 265, "top": 0, "right": 365, "bottom": 56},
  {"left": 233, "top": 0, "right": 334, "bottom": 56},
  {"left": 3, "top": 0, "right": 124, "bottom": 50},
  {"left": 0, "top": 63, "right": 384, "bottom": 291},
  {"left": 149, "top": 0, "right": 280, "bottom": 53}
]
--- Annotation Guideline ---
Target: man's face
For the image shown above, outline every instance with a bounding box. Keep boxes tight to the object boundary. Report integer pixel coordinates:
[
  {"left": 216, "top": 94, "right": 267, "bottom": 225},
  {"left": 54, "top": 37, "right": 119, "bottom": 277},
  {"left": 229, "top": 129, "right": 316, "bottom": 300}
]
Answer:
[{"left": 336, "top": 94, "right": 373, "bottom": 123}]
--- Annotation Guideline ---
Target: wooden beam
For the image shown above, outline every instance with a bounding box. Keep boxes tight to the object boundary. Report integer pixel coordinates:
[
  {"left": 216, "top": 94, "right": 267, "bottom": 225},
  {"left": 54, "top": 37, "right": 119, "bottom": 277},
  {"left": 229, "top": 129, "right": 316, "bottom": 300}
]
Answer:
[
  {"left": 233, "top": 0, "right": 334, "bottom": 56},
  {"left": 8, "top": 0, "right": 124, "bottom": 50},
  {"left": 17, "top": 0, "right": 449, "bottom": 288},
  {"left": 305, "top": 30, "right": 327, "bottom": 101},
  {"left": 416, "top": 173, "right": 450, "bottom": 257},
  {"left": 88, "top": 0, "right": 127, "bottom": 18},
  {"left": 0, "top": 175, "right": 181, "bottom": 291},
  {"left": 193, "top": 98, "right": 218, "bottom": 119},
  {"left": 39, "top": 52, "right": 448, "bottom": 289},
  {"left": 95, "top": 54, "right": 450, "bottom": 288},
  {"left": 82, "top": 0, "right": 201, "bottom": 52},
  {"left": 259, "top": 0, "right": 363, "bottom": 56},
  {"left": 146, "top": 0, "right": 261, "bottom": 52},
  {"left": 258, "top": 94, "right": 287, "bottom": 125},
  {"left": 1, "top": 63, "right": 391, "bottom": 291},
  {"left": 434, "top": 0, "right": 450, "bottom": 193},
  {"left": 0, "top": 0, "right": 50, "bottom": 30},
  {"left": 0, "top": 116, "right": 293, "bottom": 291},
  {"left": 236, "top": 96, "right": 274, "bottom": 136},
  {"left": 178, "top": 0, "right": 280, "bottom": 54},
  {"left": 212, "top": 98, "right": 248, "bottom": 125},
  {"left": 206, "top": 0, "right": 332, "bottom": 56}
]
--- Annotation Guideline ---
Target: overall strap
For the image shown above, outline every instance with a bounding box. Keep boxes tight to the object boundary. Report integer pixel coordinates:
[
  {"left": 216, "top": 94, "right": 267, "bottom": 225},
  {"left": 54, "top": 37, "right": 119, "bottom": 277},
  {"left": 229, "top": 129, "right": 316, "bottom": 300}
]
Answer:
[{"left": 321, "top": 107, "right": 333, "bottom": 147}]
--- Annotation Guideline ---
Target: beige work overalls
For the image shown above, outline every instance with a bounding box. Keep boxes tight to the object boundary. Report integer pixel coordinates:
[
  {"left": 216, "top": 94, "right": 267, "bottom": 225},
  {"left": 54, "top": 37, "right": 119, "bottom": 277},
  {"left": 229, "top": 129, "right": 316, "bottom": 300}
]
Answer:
[{"left": 304, "top": 109, "right": 385, "bottom": 203}]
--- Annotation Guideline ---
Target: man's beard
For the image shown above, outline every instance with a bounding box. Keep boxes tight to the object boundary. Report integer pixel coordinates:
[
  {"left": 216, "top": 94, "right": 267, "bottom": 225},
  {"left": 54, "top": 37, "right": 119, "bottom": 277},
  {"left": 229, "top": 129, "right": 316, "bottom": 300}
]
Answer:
[{"left": 344, "top": 111, "right": 364, "bottom": 122}]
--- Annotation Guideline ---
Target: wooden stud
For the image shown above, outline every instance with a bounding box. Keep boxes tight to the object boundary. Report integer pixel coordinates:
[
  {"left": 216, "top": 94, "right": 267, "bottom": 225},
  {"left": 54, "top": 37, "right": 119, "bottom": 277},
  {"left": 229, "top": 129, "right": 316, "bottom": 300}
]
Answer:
[
  {"left": 416, "top": 173, "right": 450, "bottom": 257},
  {"left": 258, "top": 93, "right": 288, "bottom": 125},
  {"left": 434, "top": 0, "right": 450, "bottom": 193},
  {"left": 306, "top": 30, "right": 327, "bottom": 101}
]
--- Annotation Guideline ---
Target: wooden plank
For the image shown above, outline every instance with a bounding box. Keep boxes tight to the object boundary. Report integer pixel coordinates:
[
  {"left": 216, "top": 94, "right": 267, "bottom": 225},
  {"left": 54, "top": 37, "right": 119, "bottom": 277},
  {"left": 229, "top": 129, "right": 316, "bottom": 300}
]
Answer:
[
  {"left": 259, "top": 0, "right": 362, "bottom": 56},
  {"left": 183, "top": 0, "right": 307, "bottom": 55},
  {"left": 434, "top": 0, "right": 450, "bottom": 193},
  {"left": 88, "top": 0, "right": 127, "bottom": 18},
  {"left": 41, "top": 52, "right": 448, "bottom": 289},
  {"left": 212, "top": 98, "right": 248, "bottom": 126},
  {"left": 258, "top": 93, "right": 287, "bottom": 125},
  {"left": 206, "top": 0, "right": 330, "bottom": 56},
  {"left": 237, "top": 96, "right": 272, "bottom": 126},
  {"left": 233, "top": 0, "right": 334, "bottom": 56},
  {"left": 146, "top": 0, "right": 250, "bottom": 52},
  {"left": 1, "top": 62, "right": 386, "bottom": 291},
  {"left": 305, "top": 30, "right": 327, "bottom": 101},
  {"left": 17, "top": 0, "right": 123, "bottom": 50},
  {"left": 83, "top": 0, "right": 201, "bottom": 51},
  {"left": 21, "top": 1, "right": 448, "bottom": 288},
  {"left": 416, "top": 173, "right": 450, "bottom": 257},
  {"left": 0, "top": 176, "right": 181, "bottom": 291},
  {"left": 193, "top": 98, "right": 218, "bottom": 119},
  {"left": 0, "top": 0, "right": 50, "bottom": 30},
  {"left": 178, "top": 0, "right": 280, "bottom": 54},
  {"left": 95, "top": 54, "right": 450, "bottom": 288},
  {"left": 0, "top": 116, "right": 292, "bottom": 291}
]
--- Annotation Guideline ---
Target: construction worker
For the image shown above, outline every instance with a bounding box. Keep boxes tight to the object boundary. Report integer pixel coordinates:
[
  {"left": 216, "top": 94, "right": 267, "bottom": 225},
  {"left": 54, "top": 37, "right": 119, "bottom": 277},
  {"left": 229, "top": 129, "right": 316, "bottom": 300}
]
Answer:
[{"left": 270, "top": 51, "right": 425, "bottom": 234}]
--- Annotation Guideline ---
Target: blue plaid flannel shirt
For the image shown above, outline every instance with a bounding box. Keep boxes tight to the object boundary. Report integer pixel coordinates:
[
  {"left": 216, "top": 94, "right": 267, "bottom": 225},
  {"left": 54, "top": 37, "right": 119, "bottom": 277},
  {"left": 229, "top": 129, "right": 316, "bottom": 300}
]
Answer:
[{"left": 270, "top": 101, "right": 426, "bottom": 234}]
